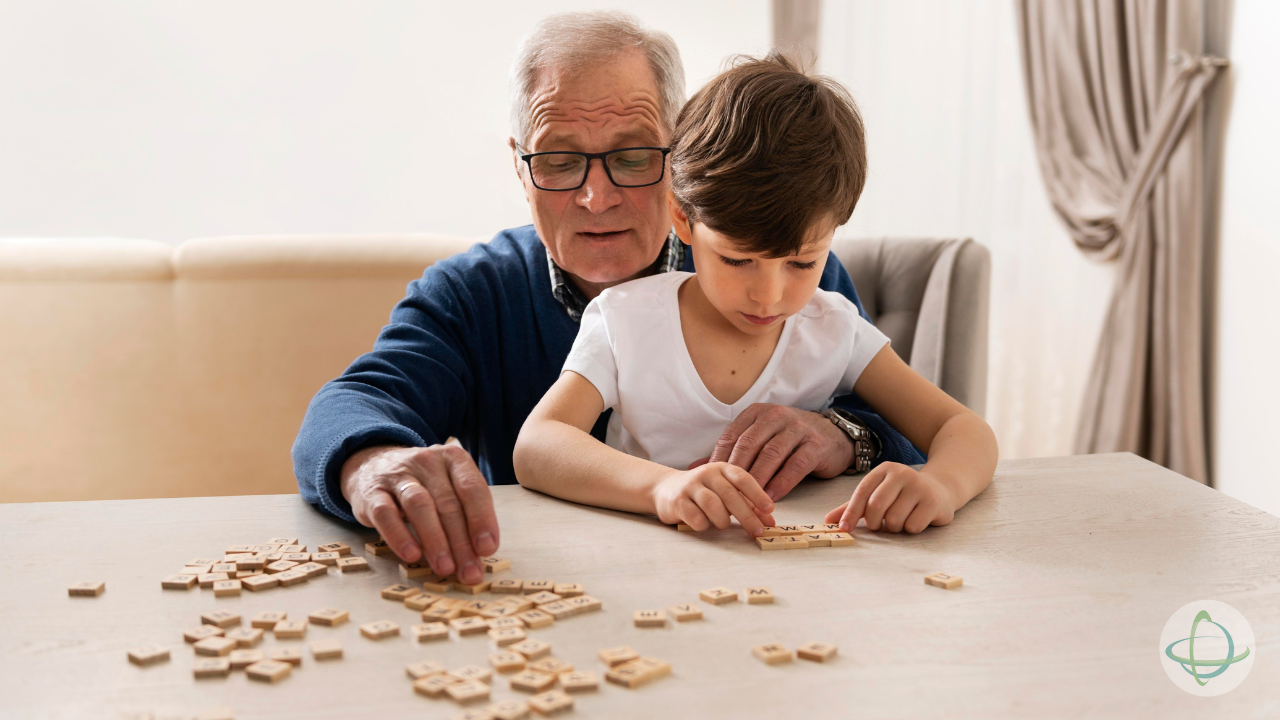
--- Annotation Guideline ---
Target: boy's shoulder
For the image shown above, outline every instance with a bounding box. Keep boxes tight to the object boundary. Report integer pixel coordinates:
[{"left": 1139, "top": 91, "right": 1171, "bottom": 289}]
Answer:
[
  {"left": 796, "top": 286, "right": 862, "bottom": 322},
  {"left": 595, "top": 270, "right": 690, "bottom": 311}
]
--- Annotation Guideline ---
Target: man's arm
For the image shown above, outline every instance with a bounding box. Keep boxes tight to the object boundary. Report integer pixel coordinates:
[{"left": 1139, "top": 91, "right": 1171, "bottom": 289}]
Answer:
[{"left": 291, "top": 256, "right": 498, "bottom": 584}]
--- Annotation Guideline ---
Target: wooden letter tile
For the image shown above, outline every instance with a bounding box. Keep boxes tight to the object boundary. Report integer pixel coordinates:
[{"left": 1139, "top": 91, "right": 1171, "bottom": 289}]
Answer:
[
  {"left": 526, "top": 591, "right": 562, "bottom": 606},
  {"left": 336, "top": 556, "right": 369, "bottom": 573},
  {"left": 515, "top": 609, "right": 554, "bottom": 629},
  {"left": 241, "top": 574, "right": 279, "bottom": 592},
  {"left": 312, "top": 551, "right": 341, "bottom": 566},
  {"left": 489, "top": 626, "right": 527, "bottom": 646},
  {"left": 194, "top": 636, "right": 238, "bottom": 657},
  {"left": 183, "top": 625, "right": 224, "bottom": 643},
  {"left": 398, "top": 561, "right": 432, "bottom": 578},
  {"left": 411, "top": 622, "right": 451, "bottom": 642},
  {"left": 744, "top": 586, "right": 774, "bottom": 604},
  {"left": 826, "top": 532, "right": 856, "bottom": 547},
  {"left": 365, "top": 539, "right": 394, "bottom": 556},
  {"left": 667, "top": 603, "right": 703, "bottom": 622},
  {"left": 756, "top": 536, "right": 786, "bottom": 550},
  {"left": 251, "top": 611, "right": 286, "bottom": 629},
  {"left": 317, "top": 541, "right": 351, "bottom": 556},
  {"left": 224, "top": 627, "right": 263, "bottom": 647},
  {"left": 406, "top": 591, "right": 443, "bottom": 611},
  {"left": 510, "top": 639, "right": 551, "bottom": 660},
  {"left": 212, "top": 579, "right": 242, "bottom": 597},
  {"left": 267, "top": 647, "right": 303, "bottom": 665},
  {"left": 193, "top": 657, "right": 231, "bottom": 678},
  {"left": 310, "top": 639, "right": 343, "bottom": 660},
  {"left": 274, "top": 568, "right": 308, "bottom": 587},
  {"left": 509, "top": 669, "right": 556, "bottom": 693},
  {"left": 308, "top": 607, "right": 349, "bottom": 627},
  {"left": 558, "top": 671, "right": 598, "bottom": 693},
  {"left": 604, "top": 657, "right": 670, "bottom": 688},
  {"left": 273, "top": 619, "right": 308, "bottom": 639},
  {"left": 481, "top": 557, "right": 511, "bottom": 573},
  {"left": 800, "top": 533, "right": 830, "bottom": 547},
  {"left": 779, "top": 535, "right": 810, "bottom": 549},
  {"left": 488, "top": 700, "right": 531, "bottom": 720},
  {"left": 453, "top": 579, "right": 492, "bottom": 595},
  {"left": 489, "top": 651, "right": 526, "bottom": 673},
  {"left": 633, "top": 609, "right": 666, "bottom": 627},
  {"left": 381, "top": 583, "right": 422, "bottom": 601},
  {"left": 752, "top": 643, "right": 792, "bottom": 665},
  {"left": 699, "top": 587, "right": 738, "bottom": 605},
  {"left": 198, "top": 573, "right": 229, "bottom": 589},
  {"left": 161, "top": 574, "right": 197, "bottom": 590},
  {"left": 449, "top": 664, "right": 494, "bottom": 683},
  {"left": 201, "top": 610, "right": 241, "bottom": 629},
  {"left": 445, "top": 680, "right": 491, "bottom": 704},
  {"left": 522, "top": 580, "right": 554, "bottom": 595},
  {"left": 245, "top": 659, "right": 292, "bottom": 683},
  {"left": 423, "top": 604, "right": 463, "bottom": 622},
  {"left": 796, "top": 641, "right": 838, "bottom": 662},
  {"left": 490, "top": 578, "right": 524, "bottom": 594},
  {"left": 527, "top": 689, "right": 573, "bottom": 716},
  {"left": 359, "top": 620, "right": 400, "bottom": 640},
  {"left": 924, "top": 571, "right": 963, "bottom": 589},
  {"left": 527, "top": 657, "right": 572, "bottom": 675},
  {"left": 450, "top": 616, "right": 489, "bottom": 636},
  {"left": 265, "top": 560, "right": 297, "bottom": 574},
  {"left": 597, "top": 646, "right": 638, "bottom": 667},
  {"left": 413, "top": 673, "right": 461, "bottom": 698},
  {"left": 406, "top": 659, "right": 446, "bottom": 679},
  {"left": 68, "top": 581, "right": 105, "bottom": 597},
  {"left": 228, "top": 649, "right": 263, "bottom": 669},
  {"left": 552, "top": 583, "right": 584, "bottom": 598},
  {"left": 127, "top": 645, "right": 170, "bottom": 667}
]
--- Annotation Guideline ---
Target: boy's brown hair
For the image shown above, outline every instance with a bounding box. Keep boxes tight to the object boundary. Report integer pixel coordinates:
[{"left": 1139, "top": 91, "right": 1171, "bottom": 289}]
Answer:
[{"left": 670, "top": 52, "right": 866, "bottom": 257}]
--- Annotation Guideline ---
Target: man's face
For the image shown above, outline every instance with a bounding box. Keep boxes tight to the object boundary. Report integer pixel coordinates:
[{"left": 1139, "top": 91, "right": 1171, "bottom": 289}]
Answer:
[{"left": 512, "top": 50, "right": 671, "bottom": 289}]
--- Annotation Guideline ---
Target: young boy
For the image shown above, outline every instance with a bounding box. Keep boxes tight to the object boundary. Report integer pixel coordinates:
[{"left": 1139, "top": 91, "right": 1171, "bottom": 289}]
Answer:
[{"left": 513, "top": 54, "right": 997, "bottom": 537}]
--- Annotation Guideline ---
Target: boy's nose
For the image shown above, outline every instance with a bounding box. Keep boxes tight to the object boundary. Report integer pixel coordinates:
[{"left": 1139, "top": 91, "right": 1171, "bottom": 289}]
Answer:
[{"left": 748, "top": 272, "right": 785, "bottom": 308}]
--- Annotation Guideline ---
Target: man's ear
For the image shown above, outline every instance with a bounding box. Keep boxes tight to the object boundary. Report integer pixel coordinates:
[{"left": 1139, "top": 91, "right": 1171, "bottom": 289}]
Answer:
[{"left": 667, "top": 193, "right": 691, "bottom": 243}]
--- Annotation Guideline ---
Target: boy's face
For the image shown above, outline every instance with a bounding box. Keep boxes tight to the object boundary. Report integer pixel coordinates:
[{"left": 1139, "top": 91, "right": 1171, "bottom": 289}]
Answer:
[{"left": 670, "top": 197, "right": 834, "bottom": 336}]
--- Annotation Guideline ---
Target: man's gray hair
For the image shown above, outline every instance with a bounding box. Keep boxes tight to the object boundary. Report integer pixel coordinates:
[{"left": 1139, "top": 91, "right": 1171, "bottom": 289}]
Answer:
[{"left": 509, "top": 11, "right": 686, "bottom": 148}]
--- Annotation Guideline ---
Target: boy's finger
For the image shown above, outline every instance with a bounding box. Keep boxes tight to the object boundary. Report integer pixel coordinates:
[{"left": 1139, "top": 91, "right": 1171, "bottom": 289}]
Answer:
[
  {"left": 881, "top": 486, "right": 922, "bottom": 532},
  {"left": 678, "top": 497, "right": 711, "bottom": 531},
  {"left": 721, "top": 465, "right": 774, "bottom": 513},
  {"left": 706, "top": 476, "right": 766, "bottom": 537},
  {"left": 903, "top": 502, "right": 935, "bottom": 534},
  {"left": 841, "top": 469, "right": 887, "bottom": 531},
  {"left": 824, "top": 501, "right": 850, "bottom": 524},
  {"left": 862, "top": 474, "right": 907, "bottom": 532},
  {"left": 692, "top": 487, "right": 733, "bottom": 530}
]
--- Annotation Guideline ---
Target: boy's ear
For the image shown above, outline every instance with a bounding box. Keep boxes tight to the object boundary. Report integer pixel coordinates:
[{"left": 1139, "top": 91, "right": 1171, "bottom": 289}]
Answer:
[{"left": 667, "top": 193, "right": 691, "bottom": 243}]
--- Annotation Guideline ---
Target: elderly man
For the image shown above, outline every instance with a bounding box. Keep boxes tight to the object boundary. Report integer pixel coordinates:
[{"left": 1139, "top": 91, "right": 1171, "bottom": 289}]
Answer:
[{"left": 292, "top": 11, "right": 924, "bottom": 585}]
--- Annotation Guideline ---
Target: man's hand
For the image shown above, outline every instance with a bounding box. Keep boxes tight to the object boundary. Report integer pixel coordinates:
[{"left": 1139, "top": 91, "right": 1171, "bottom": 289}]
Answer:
[
  {"left": 340, "top": 444, "right": 499, "bottom": 585},
  {"left": 824, "top": 462, "right": 956, "bottom": 534},
  {"left": 701, "top": 403, "right": 856, "bottom": 503},
  {"left": 651, "top": 462, "right": 775, "bottom": 537}
]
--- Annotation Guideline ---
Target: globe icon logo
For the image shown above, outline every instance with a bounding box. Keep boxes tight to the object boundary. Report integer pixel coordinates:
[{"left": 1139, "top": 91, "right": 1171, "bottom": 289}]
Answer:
[{"left": 1160, "top": 600, "right": 1255, "bottom": 696}]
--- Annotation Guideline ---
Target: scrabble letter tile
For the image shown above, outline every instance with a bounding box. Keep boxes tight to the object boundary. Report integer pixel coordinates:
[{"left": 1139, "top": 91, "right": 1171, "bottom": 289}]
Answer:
[
  {"left": 796, "top": 641, "right": 838, "bottom": 662},
  {"left": 359, "top": 620, "right": 400, "bottom": 640},
  {"left": 752, "top": 644, "right": 792, "bottom": 665},
  {"left": 924, "top": 571, "right": 962, "bottom": 589},
  {"left": 633, "top": 609, "right": 666, "bottom": 627},
  {"left": 699, "top": 587, "right": 738, "bottom": 605},
  {"left": 744, "top": 587, "right": 774, "bottom": 604},
  {"left": 68, "top": 581, "right": 105, "bottom": 597},
  {"left": 127, "top": 645, "right": 170, "bottom": 666},
  {"left": 668, "top": 603, "right": 703, "bottom": 622},
  {"left": 245, "top": 659, "right": 292, "bottom": 683}
]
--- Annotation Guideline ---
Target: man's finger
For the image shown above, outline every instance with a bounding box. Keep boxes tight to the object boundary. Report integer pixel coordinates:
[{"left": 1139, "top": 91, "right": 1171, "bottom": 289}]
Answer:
[
  {"left": 418, "top": 459, "right": 484, "bottom": 585},
  {"left": 687, "top": 457, "right": 710, "bottom": 470},
  {"left": 759, "top": 438, "right": 819, "bottom": 502},
  {"left": 365, "top": 487, "right": 419, "bottom": 563},
  {"left": 396, "top": 480, "right": 453, "bottom": 574},
  {"left": 441, "top": 447, "right": 500, "bottom": 557},
  {"left": 709, "top": 406, "right": 763, "bottom": 463},
  {"left": 747, "top": 429, "right": 804, "bottom": 488}
]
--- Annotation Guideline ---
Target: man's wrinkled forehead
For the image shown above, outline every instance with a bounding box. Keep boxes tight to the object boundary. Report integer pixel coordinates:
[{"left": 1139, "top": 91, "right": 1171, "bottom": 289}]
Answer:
[{"left": 525, "top": 58, "right": 665, "bottom": 151}]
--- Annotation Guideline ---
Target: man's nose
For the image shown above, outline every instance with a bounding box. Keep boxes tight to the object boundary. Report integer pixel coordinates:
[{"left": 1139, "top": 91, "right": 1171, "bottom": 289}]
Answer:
[{"left": 574, "top": 159, "right": 623, "bottom": 214}]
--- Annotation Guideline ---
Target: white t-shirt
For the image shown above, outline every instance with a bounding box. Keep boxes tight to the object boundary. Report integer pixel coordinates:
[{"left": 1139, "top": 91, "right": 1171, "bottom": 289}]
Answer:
[{"left": 562, "top": 271, "right": 890, "bottom": 471}]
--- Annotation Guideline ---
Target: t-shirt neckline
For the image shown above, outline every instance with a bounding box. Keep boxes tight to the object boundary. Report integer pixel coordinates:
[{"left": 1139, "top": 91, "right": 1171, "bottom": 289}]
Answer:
[{"left": 666, "top": 273, "right": 796, "bottom": 418}]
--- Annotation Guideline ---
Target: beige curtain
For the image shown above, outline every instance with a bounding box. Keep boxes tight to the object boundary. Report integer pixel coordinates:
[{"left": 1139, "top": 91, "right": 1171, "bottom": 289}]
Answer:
[{"left": 1016, "top": 0, "right": 1226, "bottom": 483}]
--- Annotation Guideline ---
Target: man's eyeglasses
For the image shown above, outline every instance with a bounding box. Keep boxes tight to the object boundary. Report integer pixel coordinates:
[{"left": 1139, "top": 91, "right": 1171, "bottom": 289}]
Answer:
[{"left": 517, "top": 146, "right": 672, "bottom": 191}]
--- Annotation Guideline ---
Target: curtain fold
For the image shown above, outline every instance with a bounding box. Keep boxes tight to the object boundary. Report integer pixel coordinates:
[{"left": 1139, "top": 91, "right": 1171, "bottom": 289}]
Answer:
[{"left": 1015, "top": 0, "right": 1225, "bottom": 483}]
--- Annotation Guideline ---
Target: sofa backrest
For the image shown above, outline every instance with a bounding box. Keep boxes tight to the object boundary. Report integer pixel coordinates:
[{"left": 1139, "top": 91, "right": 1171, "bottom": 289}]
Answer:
[{"left": 0, "top": 234, "right": 476, "bottom": 502}]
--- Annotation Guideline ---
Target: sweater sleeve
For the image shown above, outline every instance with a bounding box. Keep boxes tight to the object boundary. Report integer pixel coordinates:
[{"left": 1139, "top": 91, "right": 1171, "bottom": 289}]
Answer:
[
  {"left": 291, "top": 259, "right": 479, "bottom": 523},
  {"left": 818, "top": 252, "right": 928, "bottom": 468}
]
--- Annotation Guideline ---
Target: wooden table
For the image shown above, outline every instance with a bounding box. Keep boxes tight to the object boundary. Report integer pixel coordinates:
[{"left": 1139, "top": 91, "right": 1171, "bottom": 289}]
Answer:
[{"left": 1, "top": 452, "right": 1277, "bottom": 719}]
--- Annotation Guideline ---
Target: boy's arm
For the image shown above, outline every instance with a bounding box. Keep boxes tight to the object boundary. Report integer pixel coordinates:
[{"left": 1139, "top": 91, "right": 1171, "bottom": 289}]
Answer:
[
  {"left": 514, "top": 372, "right": 775, "bottom": 534},
  {"left": 848, "top": 345, "right": 997, "bottom": 518}
]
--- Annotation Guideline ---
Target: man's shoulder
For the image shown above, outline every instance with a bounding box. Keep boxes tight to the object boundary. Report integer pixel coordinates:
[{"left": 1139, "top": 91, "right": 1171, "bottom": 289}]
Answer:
[{"left": 431, "top": 225, "right": 544, "bottom": 277}]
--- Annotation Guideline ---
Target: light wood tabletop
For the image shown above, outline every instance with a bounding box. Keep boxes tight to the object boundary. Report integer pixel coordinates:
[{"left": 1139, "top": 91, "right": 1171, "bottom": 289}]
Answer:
[{"left": 1, "top": 452, "right": 1276, "bottom": 719}]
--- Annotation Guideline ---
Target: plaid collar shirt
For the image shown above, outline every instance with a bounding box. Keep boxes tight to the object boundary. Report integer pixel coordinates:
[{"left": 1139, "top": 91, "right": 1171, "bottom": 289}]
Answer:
[{"left": 548, "top": 230, "right": 685, "bottom": 322}]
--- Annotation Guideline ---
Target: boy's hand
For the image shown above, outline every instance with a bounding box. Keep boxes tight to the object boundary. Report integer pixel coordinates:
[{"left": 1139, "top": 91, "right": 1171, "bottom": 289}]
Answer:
[
  {"left": 825, "top": 462, "right": 956, "bottom": 534},
  {"left": 653, "top": 462, "right": 776, "bottom": 537}
]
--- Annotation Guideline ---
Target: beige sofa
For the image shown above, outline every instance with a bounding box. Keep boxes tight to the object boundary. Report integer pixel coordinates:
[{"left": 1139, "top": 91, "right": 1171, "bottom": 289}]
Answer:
[{"left": 0, "top": 234, "right": 987, "bottom": 503}]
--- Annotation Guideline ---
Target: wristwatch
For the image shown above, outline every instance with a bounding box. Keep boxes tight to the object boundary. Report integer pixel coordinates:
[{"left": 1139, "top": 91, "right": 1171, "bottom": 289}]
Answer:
[{"left": 821, "top": 407, "right": 880, "bottom": 473}]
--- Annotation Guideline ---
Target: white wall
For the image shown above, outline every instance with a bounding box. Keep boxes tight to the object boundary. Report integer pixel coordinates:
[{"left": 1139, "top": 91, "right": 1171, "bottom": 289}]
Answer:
[
  {"left": 819, "top": 0, "right": 1114, "bottom": 461},
  {"left": 0, "top": 1, "right": 769, "bottom": 242},
  {"left": 1214, "top": 0, "right": 1280, "bottom": 517}
]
